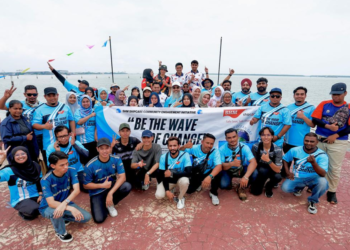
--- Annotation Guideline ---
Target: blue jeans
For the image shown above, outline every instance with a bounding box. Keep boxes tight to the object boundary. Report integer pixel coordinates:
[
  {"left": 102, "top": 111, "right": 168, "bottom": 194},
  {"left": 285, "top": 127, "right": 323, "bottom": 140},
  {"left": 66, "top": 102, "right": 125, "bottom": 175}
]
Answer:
[
  {"left": 41, "top": 203, "right": 91, "bottom": 235},
  {"left": 281, "top": 176, "right": 328, "bottom": 203},
  {"left": 220, "top": 166, "right": 258, "bottom": 189}
]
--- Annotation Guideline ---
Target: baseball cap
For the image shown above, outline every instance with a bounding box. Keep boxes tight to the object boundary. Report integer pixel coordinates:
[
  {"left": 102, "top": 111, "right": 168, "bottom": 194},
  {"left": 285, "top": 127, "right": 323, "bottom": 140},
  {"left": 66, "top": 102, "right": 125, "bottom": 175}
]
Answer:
[
  {"left": 159, "top": 65, "right": 168, "bottom": 72},
  {"left": 191, "top": 60, "right": 199, "bottom": 65},
  {"left": 119, "top": 123, "right": 130, "bottom": 131},
  {"left": 143, "top": 87, "right": 152, "bottom": 92},
  {"left": 270, "top": 88, "right": 282, "bottom": 94},
  {"left": 172, "top": 82, "right": 181, "bottom": 87},
  {"left": 44, "top": 87, "right": 58, "bottom": 95},
  {"left": 78, "top": 80, "right": 90, "bottom": 86},
  {"left": 97, "top": 138, "right": 111, "bottom": 147},
  {"left": 142, "top": 130, "right": 153, "bottom": 138},
  {"left": 330, "top": 83, "right": 347, "bottom": 95},
  {"left": 111, "top": 83, "right": 120, "bottom": 88}
]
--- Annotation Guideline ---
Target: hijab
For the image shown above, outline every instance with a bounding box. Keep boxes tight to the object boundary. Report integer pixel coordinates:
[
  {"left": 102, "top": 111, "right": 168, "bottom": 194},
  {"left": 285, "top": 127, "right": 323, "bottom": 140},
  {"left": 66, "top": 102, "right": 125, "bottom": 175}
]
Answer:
[
  {"left": 142, "top": 68, "right": 153, "bottom": 83},
  {"left": 131, "top": 87, "right": 141, "bottom": 100},
  {"left": 192, "top": 86, "right": 201, "bottom": 104},
  {"left": 127, "top": 96, "right": 139, "bottom": 107},
  {"left": 212, "top": 86, "right": 224, "bottom": 101},
  {"left": 198, "top": 91, "right": 211, "bottom": 108},
  {"left": 149, "top": 92, "right": 163, "bottom": 107},
  {"left": 113, "top": 89, "right": 125, "bottom": 106},
  {"left": 79, "top": 95, "right": 93, "bottom": 117},
  {"left": 65, "top": 92, "right": 80, "bottom": 114},
  {"left": 220, "top": 91, "right": 236, "bottom": 107},
  {"left": 180, "top": 93, "right": 195, "bottom": 107},
  {"left": 97, "top": 87, "right": 109, "bottom": 102}
]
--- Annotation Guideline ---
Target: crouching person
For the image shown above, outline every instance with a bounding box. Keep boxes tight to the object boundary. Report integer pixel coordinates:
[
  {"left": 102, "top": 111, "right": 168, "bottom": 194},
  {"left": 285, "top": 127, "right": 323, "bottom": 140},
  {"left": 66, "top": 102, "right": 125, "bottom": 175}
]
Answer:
[
  {"left": 83, "top": 138, "right": 131, "bottom": 223},
  {"left": 39, "top": 151, "right": 91, "bottom": 243},
  {"left": 282, "top": 132, "right": 329, "bottom": 214},
  {"left": 155, "top": 137, "right": 192, "bottom": 209}
]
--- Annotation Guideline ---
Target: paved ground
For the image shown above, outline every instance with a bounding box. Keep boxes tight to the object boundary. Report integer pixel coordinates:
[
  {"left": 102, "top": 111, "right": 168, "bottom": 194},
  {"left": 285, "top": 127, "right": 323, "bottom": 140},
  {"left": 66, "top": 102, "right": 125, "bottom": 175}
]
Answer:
[{"left": 1, "top": 153, "right": 350, "bottom": 250}]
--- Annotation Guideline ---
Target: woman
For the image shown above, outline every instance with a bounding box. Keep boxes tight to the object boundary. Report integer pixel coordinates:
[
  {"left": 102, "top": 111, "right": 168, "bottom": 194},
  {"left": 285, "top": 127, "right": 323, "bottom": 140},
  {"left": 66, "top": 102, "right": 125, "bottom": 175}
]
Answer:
[
  {"left": 141, "top": 69, "right": 154, "bottom": 89},
  {"left": 208, "top": 86, "right": 224, "bottom": 107},
  {"left": 174, "top": 93, "right": 196, "bottom": 108},
  {"left": 0, "top": 146, "right": 42, "bottom": 220},
  {"left": 65, "top": 92, "right": 80, "bottom": 114},
  {"left": 131, "top": 87, "right": 141, "bottom": 100},
  {"left": 0, "top": 100, "right": 39, "bottom": 162},
  {"left": 198, "top": 91, "right": 211, "bottom": 108},
  {"left": 85, "top": 87, "right": 97, "bottom": 107},
  {"left": 139, "top": 87, "right": 152, "bottom": 107},
  {"left": 113, "top": 89, "right": 126, "bottom": 106},
  {"left": 75, "top": 95, "right": 98, "bottom": 162},
  {"left": 192, "top": 86, "right": 201, "bottom": 105},
  {"left": 148, "top": 92, "right": 163, "bottom": 107},
  {"left": 127, "top": 96, "right": 139, "bottom": 107},
  {"left": 219, "top": 91, "right": 236, "bottom": 107},
  {"left": 95, "top": 87, "right": 114, "bottom": 108},
  {"left": 250, "top": 127, "right": 283, "bottom": 198}
]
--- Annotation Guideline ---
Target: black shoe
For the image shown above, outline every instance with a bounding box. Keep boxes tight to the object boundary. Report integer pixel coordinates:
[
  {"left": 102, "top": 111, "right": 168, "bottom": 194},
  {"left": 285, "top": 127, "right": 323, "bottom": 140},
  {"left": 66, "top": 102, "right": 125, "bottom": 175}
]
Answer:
[
  {"left": 18, "top": 212, "right": 35, "bottom": 221},
  {"left": 265, "top": 189, "right": 273, "bottom": 198},
  {"left": 327, "top": 191, "right": 338, "bottom": 204},
  {"left": 56, "top": 232, "right": 73, "bottom": 243},
  {"left": 65, "top": 221, "right": 71, "bottom": 226}
]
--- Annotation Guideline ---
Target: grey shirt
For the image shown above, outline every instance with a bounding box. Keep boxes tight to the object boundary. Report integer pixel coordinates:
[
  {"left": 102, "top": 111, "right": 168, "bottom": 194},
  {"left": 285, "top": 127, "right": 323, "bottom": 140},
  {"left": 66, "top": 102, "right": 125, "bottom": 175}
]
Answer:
[{"left": 132, "top": 143, "right": 162, "bottom": 171}]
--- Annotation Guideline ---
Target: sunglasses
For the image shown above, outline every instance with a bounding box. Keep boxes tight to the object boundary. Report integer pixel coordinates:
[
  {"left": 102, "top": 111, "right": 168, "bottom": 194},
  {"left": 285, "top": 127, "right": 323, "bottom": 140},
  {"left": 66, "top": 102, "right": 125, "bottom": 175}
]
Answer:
[
  {"left": 270, "top": 95, "right": 281, "bottom": 99},
  {"left": 26, "top": 93, "right": 38, "bottom": 97},
  {"left": 173, "top": 86, "right": 180, "bottom": 89}
]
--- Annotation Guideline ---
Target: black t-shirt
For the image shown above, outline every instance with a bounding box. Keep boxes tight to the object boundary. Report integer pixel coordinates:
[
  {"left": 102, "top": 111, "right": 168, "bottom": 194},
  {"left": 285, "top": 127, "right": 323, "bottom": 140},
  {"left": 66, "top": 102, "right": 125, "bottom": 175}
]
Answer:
[{"left": 112, "top": 137, "right": 141, "bottom": 169}]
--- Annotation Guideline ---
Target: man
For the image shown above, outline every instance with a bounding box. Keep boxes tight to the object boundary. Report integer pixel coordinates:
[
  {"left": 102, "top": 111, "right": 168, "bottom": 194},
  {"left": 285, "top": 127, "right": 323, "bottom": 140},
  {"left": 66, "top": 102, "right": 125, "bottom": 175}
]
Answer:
[
  {"left": 311, "top": 82, "right": 350, "bottom": 204},
  {"left": 171, "top": 62, "right": 187, "bottom": 86},
  {"left": 154, "top": 61, "right": 171, "bottom": 96},
  {"left": 180, "top": 134, "right": 222, "bottom": 206},
  {"left": 250, "top": 88, "right": 292, "bottom": 148},
  {"left": 32, "top": 87, "right": 75, "bottom": 163},
  {"left": 84, "top": 138, "right": 131, "bottom": 223},
  {"left": 248, "top": 77, "right": 270, "bottom": 106},
  {"left": 152, "top": 82, "right": 168, "bottom": 106},
  {"left": 185, "top": 60, "right": 208, "bottom": 89},
  {"left": 219, "top": 128, "right": 257, "bottom": 201},
  {"left": 40, "top": 151, "right": 91, "bottom": 242},
  {"left": 164, "top": 82, "right": 182, "bottom": 107},
  {"left": 232, "top": 78, "right": 252, "bottom": 106},
  {"left": 112, "top": 123, "right": 142, "bottom": 186},
  {"left": 46, "top": 126, "right": 89, "bottom": 192},
  {"left": 222, "top": 80, "right": 233, "bottom": 93},
  {"left": 155, "top": 137, "right": 192, "bottom": 209},
  {"left": 282, "top": 133, "right": 329, "bottom": 214},
  {"left": 108, "top": 83, "right": 120, "bottom": 102},
  {"left": 131, "top": 130, "right": 162, "bottom": 190}
]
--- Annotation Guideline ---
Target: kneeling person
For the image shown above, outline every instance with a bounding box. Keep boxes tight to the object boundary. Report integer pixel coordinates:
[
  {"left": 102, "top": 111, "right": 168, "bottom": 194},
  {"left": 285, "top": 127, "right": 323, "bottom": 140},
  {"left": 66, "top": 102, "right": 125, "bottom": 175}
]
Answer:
[
  {"left": 155, "top": 137, "right": 192, "bottom": 209},
  {"left": 84, "top": 138, "right": 131, "bottom": 223}
]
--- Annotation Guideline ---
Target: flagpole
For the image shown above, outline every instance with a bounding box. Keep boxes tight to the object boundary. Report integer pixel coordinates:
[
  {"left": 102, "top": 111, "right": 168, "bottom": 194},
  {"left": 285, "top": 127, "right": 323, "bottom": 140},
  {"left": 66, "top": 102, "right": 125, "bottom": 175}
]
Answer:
[
  {"left": 109, "top": 36, "right": 114, "bottom": 83},
  {"left": 217, "top": 37, "right": 222, "bottom": 85}
]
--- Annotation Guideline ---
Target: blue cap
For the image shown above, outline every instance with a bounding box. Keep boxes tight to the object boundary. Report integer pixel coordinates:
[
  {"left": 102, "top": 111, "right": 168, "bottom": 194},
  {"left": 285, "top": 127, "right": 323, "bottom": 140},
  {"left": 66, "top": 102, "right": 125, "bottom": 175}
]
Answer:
[
  {"left": 270, "top": 88, "right": 282, "bottom": 94},
  {"left": 142, "top": 130, "right": 153, "bottom": 138}
]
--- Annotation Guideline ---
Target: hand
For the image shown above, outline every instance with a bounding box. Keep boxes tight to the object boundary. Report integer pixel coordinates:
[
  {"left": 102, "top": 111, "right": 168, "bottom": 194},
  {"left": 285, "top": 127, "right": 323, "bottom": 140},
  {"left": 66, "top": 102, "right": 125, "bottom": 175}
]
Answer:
[
  {"left": 106, "top": 193, "right": 114, "bottom": 207},
  {"left": 216, "top": 101, "right": 222, "bottom": 107},
  {"left": 123, "top": 85, "right": 130, "bottom": 91},
  {"left": 47, "top": 62, "right": 54, "bottom": 71},
  {"left": 296, "top": 110, "right": 306, "bottom": 119},
  {"left": 70, "top": 207, "right": 84, "bottom": 222},
  {"left": 37, "top": 196, "right": 42, "bottom": 203},
  {"left": 101, "top": 101, "right": 107, "bottom": 106},
  {"left": 135, "top": 142, "right": 144, "bottom": 151},
  {"left": 184, "top": 139, "right": 193, "bottom": 149},
  {"left": 240, "top": 177, "right": 248, "bottom": 188},
  {"left": 138, "top": 160, "right": 146, "bottom": 168},
  {"left": 149, "top": 103, "right": 154, "bottom": 107},
  {"left": 205, "top": 67, "right": 209, "bottom": 74},
  {"left": 261, "top": 152, "right": 270, "bottom": 162},
  {"left": 287, "top": 172, "right": 295, "bottom": 180},
  {"left": 229, "top": 68, "right": 235, "bottom": 75},
  {"left": 101, "top": 177, "right": 112, "bottom": 189},
  {"left": 272, "top": 136, "right": 278, "bottom": 142},
  {"left": 250, "top": 118, "right": 258, "bottom": 125},
  {"left": 326, "top": 123, "right": 339, "bottom": 132},
  {"left": 324, "top": 134, "right": 339, "bottom": 144},
  {"left": 44, "top": 121, "right": 54, "bottom": 130},
  {"left": 70, "top": 133, "right": 75, "bottom": 145},
  {"left": 144, "top": 174, "right": 150, "bottom": 185},
  {"left": 165, "top": 190, "right": 174, "bottom": 201},
  {"left": 26, "top": 131, "right": 33, "bottom": 141},
  {"left": 190, "top": 74, "right": 195, "bottom": 81},
  {"left": 110, "top": 134, "right": 119, "bottom": 148},
  {"left": 231, "top": 156, "right": 241, "bottom": 167},
  {"left": 164, "top": 170, "right": 172, "bottom": 178},
  {"left": 202, "top": 176, "right": 211, "bottom": 189},
  {"left": 109, "top": 103, "right": 115, "bottom": 107},
  {"left": 54, "top": 141, "right": 61, "bottom": 151},
  {"left": 0, "top": 145, "right": 10, "bottom": 164},
  {"left": 90, "top": 112, "right": 96, "bottom": 117},
  {"left": 307, "top": 155, "right": 316, "bottom": 164},
  {"left": 174, "top": 101, "right": 182, "bottom": 107},
  {"left": 91, "top": 97, "right": 96, "bottom": 102},
  {"left": 237, "top": 100, "right": 243, "bottom": 106},
  {"left": 158, "top": 60, "right": 162, "bottom": 66},
  {"left": 3, "top": 85, "right": 17, "bottom": 99},
  {"left": 246, "top": 95, "right": 251, "bottom": 105},
  {"left": 53, "top": 202, "right": 67, "bottom": 219}
]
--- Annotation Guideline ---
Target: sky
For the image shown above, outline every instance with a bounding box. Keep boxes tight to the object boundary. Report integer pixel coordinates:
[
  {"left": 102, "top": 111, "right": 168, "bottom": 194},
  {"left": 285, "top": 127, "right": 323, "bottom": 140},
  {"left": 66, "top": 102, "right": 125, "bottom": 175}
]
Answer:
[{"left": 1, "top": 0, "right": 349, "bottom": 75}]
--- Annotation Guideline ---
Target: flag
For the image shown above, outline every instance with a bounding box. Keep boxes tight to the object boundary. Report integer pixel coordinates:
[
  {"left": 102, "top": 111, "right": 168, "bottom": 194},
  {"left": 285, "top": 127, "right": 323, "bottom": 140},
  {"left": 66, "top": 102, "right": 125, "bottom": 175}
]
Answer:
[
  {"left": 67, "top": 52, "right": 74, "bottom": 56},
  {"left": 21, "top": 68, "right": 30, "bottom": 74},
  {"left": 48, "top": 59, "right": 55, "bottom": 62},
  {"left": 87, "top": 45, "right": 95, "bottom": 49},
  {"left": 102, "top": 40, "right": 108, "bottom": 47}
]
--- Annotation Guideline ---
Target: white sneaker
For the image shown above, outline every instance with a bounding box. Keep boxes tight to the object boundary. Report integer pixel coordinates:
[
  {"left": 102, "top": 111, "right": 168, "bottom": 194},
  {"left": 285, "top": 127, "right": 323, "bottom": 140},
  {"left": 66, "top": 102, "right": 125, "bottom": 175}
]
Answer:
[
  {"left": 177, "top": 198, "right": 185, "bottom": 209},
  {"left": 196, "top": 186, "right": 202, "bottom": 192},
  {"left": 107, "top": 206, "right": 118, "bottom": 217},
  {"left": 209, "top": 192, "right": 219, "bottom": 206},
  {"left": 142, "top": 184, "right": 150, "bottom": 190}
]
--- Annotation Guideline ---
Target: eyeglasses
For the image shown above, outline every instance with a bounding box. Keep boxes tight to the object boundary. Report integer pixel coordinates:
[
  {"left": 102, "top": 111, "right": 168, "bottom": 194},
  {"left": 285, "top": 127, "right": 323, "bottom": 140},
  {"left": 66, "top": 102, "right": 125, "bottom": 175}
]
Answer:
[
  {"left": 26, "top": 93, "right": 38, "bottom": 97},
  {"left": 270, "top": 95, "right": 281, "bottom": 99},
  {"left": 173, "top": 86, "right": 180, "bottom": 89},
  {"left": 14, "top": 152, "right": 27, "bottom": 158},
  {"left": 57, "top": 134, "right": 69, "bottom": 139}
]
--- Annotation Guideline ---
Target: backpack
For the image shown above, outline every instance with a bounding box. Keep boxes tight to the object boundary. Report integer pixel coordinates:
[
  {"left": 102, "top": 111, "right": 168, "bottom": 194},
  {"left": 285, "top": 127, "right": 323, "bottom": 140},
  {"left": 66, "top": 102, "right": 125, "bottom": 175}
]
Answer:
[
  {"left": 227, "top": 143, "right": 244, "bottom": 178},
  {"left": 191, "top": 149, "right": 214, "bottom": 176}
]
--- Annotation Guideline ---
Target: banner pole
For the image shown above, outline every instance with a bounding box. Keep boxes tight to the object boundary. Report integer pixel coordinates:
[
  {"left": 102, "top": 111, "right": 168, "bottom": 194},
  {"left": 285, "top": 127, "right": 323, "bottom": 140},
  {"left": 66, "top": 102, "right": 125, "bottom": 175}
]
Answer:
[
  {"left": 109, "top": 36, "right": 114, "bottom": 83},
  {"left": 217, "top": 37, "right": 222, "bottom": 85}
]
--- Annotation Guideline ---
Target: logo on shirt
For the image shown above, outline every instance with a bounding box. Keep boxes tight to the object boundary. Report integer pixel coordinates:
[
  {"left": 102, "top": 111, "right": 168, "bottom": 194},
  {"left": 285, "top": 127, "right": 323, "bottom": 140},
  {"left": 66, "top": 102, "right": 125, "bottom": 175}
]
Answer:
[
  {"left": 112, "top": 164, "right": 115, "bottom": 169},
  {"left": 263, "top": 99, "right": 269, "bottom": 102},
  {"left": 273, "top": 112, "right": 279, "bottom": 115},
  {"left": 223, "top": 109, "right": 246, "bottom": 118},
  {"left": 95, "top": 169, "right": 102, "bottom": 174},
  {"left": 58, "top": 111, "right": 65, "bottom": 114},
  {"left": 68, "top": 151, "right": 73, "bottom": 155},
  {"left": 51, "top": 184, "right": 57, "bottom": 187},
  {"left": 176, "top": 161, "right": 180, "bottom": 164},
  {"left": 326, "top": 110, "right": 330, "bottom": 113}
]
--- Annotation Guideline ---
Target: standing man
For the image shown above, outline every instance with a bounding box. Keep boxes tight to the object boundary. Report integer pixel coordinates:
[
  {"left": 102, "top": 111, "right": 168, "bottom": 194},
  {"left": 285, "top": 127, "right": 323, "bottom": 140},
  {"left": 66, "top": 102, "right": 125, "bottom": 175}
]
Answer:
[
  {"left": 311, "top": 82, "right": 350, "bottom": 204},
  {"left": 154, "top": 61, "right": 171, "bottom": 96},
  {"left": 171, "top": 63, "right": 187, "bottom": 86},
  {"left": 248, "top": 77, "right": 270, "bottom": 106},
  {"left": 185, "top": 60, "right": 208, "bottom": 89},
  {"left": 232, "top": 78, "right": 252, "bottom": 106},
  {"left": 151, "top": 82, "right": 168, "bottom": 106}
]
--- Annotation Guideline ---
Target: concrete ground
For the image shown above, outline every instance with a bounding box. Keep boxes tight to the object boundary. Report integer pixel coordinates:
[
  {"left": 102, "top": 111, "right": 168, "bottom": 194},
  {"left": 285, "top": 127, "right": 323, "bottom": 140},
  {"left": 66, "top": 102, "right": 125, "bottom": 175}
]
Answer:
[{"left": 0, "top": 153, "right": 350, "bottom": 250}]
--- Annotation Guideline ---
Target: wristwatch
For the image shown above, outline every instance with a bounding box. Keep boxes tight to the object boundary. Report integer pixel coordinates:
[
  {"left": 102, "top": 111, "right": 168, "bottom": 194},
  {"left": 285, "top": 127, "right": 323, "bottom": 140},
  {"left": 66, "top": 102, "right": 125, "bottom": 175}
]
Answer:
[
  {"left": 209, "top": 174, "right": 214, "bottom": 180},
  {"left": 277, "top": 135, "right": 281, "bottom": 139},
  {"left": 146, "top": 172, "right": 151, "bottom": 176},
  {"left": 267, "top": 160, "right": 272, "bottom": 165},
  {"left": 65, "top": 199, "right": 70, "bottom": 204}
]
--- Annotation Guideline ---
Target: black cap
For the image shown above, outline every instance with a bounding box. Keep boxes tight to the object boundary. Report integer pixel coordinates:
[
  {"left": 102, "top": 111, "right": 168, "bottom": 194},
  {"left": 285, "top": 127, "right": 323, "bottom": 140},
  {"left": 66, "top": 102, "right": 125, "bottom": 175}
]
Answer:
[
  {"left": 97, "top": 137, "right": 111, "bottom": 147},
  {"left": 257, "top": 77, "right": 268, "bottom": 84},
  {"left": 330, "top": 82, "right": 347, "bottom": 95},
  {"left": 191, "top": 60, "right": 199, "bottom": 65},
  {"left": 78, "top": 80, "right": 90, "bottom": 86},
  {"left": 270, "top": 88, "right": 282, "bottom": 94},
  {"left": 44, "top": 87, "right": 58, "bottom": 95},
  {"left": 159, "top": 65, "right": 168, "bottom": 72}
]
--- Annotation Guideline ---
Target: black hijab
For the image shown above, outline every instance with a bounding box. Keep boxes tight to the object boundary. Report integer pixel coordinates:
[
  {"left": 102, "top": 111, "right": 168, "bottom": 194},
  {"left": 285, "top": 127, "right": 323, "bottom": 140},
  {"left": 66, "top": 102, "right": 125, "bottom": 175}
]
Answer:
[
  {"left": 142, "top": 69, "right": 153, "bottom": 83},
  {"left": 127, "top": 95, "right": 139, "bottom": 106},
  {"left": 181, "top": 93, "right": 195, "bottom": 107}
]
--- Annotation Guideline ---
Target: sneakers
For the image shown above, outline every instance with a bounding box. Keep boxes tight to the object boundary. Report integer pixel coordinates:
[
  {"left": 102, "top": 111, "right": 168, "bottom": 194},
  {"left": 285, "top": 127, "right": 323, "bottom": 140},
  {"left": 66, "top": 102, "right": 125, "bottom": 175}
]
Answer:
[
  {"left": 142, "top": 184, "right": 150, "bottom": 191},
  {"left": 327, "top": 191, "right": 338, "bottom": 204},
  {"left": 209, "top": 192, "right": 219, "bottom": 205},
  {"left": 237, "top": 187, "right": 247, "bottom": 201},
  {"left": 265, "top": 189, "right": 273, "bottom": 198},
  {"left": 64, "top": 221, "right": 71, "bottom": 226},
  {"left": 177, "top": 198, "right": 185, "bottom": 209},
  {"left": 56, "top": 232, "right": 73, "bottom": 243},
  {"left": 196, "top": 186, "right": 202, "bottom": 192},
  {"left": 308, "top": 201, "right": 317, "bottom": 214},
  {"left": 293, "top": 189, "right": 303, "bottom": 197},
  {"left": 107, "top": 205, "right": 118, "bottom": 217}
]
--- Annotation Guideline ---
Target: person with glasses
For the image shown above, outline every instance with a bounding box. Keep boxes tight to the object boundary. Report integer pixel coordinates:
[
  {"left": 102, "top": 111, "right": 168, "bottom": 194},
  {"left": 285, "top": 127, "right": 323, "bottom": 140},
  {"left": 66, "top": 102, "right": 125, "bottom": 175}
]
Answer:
[
  {"left": 250, "top": 88, "right": 292, "bottom": 148},
  {"left": 164, "top": 82, "right": 183, "bottom": 107},
  {"left": 247, "top": 77, "right": 270, "bottom": 106}
]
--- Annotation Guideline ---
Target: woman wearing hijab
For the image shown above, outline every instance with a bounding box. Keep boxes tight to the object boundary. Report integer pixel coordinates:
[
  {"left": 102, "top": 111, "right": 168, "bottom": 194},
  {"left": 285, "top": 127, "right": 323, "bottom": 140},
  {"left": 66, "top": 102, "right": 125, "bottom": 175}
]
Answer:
[
  {"left": 198, "top": 91, "right": 211, "bottom": 108},
  {"left": 65, "top": 92, "right": 80, "bottom": 114},
  {"left": 131, "top": 87, "right": 141, "bottom": 100},
  {"left": 208, "top": 86, "right": 224, "bottom": 107},
  {"left": 148, "top": 92, "right": 163, "bottom": 107},
  {"left": 174, "top": 93, "right": 196, "bottom": 108},
  {"left": 95, "top": 87, "right": 114, "bottom": 108},
  {"left": 127, "top": 96, "right": 139, "bottom": 107},
  {"left": 113, "top": 89, "right": 126, "bottom": 106},
  {"left": 141, "top": 68, "right": 154, "bottom": 89},
  {"left": 0, "top": 145, "right": 42, "bottom": 220},
  {"left": 85, "top": 87, "right": 97, "bottom": 107},
  {"left": 192, "top": 86, "right": 201, "bottom": 105},
  {"left": 139, "top": 87, "right": 152, "bottom": 107},
  {"left": 219, "top": 91, "right": 236, "bottom": 107}
]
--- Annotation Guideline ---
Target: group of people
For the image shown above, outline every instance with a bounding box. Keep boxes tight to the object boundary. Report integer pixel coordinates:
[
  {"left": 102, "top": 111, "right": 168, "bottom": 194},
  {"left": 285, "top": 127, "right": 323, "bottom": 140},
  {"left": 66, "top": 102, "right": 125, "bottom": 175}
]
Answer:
[{"left": 0, "top": 59, "right": 348, "bottom": 243}]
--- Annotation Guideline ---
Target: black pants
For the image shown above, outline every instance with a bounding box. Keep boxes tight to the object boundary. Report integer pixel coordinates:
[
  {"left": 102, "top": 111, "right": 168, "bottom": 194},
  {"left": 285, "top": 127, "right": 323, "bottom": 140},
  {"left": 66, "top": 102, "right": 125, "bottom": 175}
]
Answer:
[
  {"left": 281, "top": 143, "right": 297, "bottom": 177},
  {"left": 134, "top": 168, "right": 160, "bottom": 188},
  {"left": 250, "top": 166, "right": 282, "bottom": 196},
  {"left": 82, "top": 141, "right": 98, "bottom": 164},
  {"left": 90, "top": 182, "right": 132, "bottom": 223},
  {"left": 77, "top": 171, "right": 88, "bottom": 193},
  {"left": 187, "top": 170, "right": 221, "bottom": 196},
  {"left": 14, "top": 197, "right": 40, "bottom": 220}
]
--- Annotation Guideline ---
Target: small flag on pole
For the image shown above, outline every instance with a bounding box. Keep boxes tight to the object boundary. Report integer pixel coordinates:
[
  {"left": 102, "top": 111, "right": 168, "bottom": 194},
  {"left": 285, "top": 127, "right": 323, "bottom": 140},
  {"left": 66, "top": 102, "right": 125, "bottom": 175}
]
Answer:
[
  {"left": 48, "top": 59, "right": 55, "bottom": 62},
  {"left": 67, "top": 52, "right": 74, "bottom": 56},
  {"left": 87, "top": 45, "right": 95, "bottom": 49},
  {"left": 102, "top": 40, "right": 108, "bottom": 47},
  {"left": 21, "top": 68, "right": 30, "bottom": 74}
]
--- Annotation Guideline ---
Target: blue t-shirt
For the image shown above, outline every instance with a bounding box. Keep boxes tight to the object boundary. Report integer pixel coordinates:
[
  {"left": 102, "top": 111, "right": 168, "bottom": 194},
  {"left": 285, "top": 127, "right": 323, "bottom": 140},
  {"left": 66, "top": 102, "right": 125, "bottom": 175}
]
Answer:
[
  {"left": 32, "top": 103, "right": 74, "bottom": 150},
  {"left": 219, "top": 142, "right": 254, "bottom": 167},
  {"left": 250, "top": 92, "right": 270, "bottom": 106},
  {"left": 39, "top": 169, "right": 78, "bottom": 212},
  {"left": 0, "top": 167, "right": 40, "bottom": 207},
  {"left": 63, "top": 80, "right": 85, "bottom": 102},
  {"left": 83, "top": 155, "right": 125, "bottom": 196},
  {"left": 232, "top": 91, "right": 251, "bottom": 106},
  {"left": 185, "top": 145, "right": 221, "bottom": 174},
  {"left": 159, "top": 151, "right": 192, "bottom": 174},
  {"left": 74, "top": 110, "right": 96, "bottom": 144},
  {"left": 46, "top": 139, "right": 86, "bottom": 172},
  {"left": 164, "top": 95, "right": 182, "bottom": 107},
  {"left": 283, "top": 146, "right": 328, "bottom": 178},
  {"left": 254, "top": 103, "right": 292, "bottom": 147},
  {"left": 94, "top": 100, "right": 114, "bottom": 108},
  {"left": 285, "top": 102, "right": 315, "bottom": 146}
]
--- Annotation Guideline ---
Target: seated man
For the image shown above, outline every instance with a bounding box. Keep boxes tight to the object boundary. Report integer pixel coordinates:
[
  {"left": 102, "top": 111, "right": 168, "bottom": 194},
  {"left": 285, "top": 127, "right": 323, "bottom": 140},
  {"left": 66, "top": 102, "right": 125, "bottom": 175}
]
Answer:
[
  {"left": 39, "top": 151, "right": 91, "bottom": 243},
  {"left": 84, "top": 138, "right": 131, "bottom": 223},
  {"left": 282, "top": 132, "right": 329, "bottom": 214},
  {"left": 131, "top": 130, "right": 162, "bottom": 190},
  {"left": 219, "top": 128, "right": 257, "bottom": 201},
  {"left": 46, "top": 125, "right": 89, "bottom": 192},
  {"left": 155, "top": 136, "right": 192, "bottom": 209},
  {"left": 180, "top": 133, "right": 222, "bottom": 206}
]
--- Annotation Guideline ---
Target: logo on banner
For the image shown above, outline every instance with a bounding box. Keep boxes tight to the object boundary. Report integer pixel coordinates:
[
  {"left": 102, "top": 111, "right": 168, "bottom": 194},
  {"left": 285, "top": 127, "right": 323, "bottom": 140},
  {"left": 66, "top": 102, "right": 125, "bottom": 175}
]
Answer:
[
  {"left": 197, "top": 110, "right": 203, "bottom": 114},
  {"left": 223, "top": 109, "right": 246, "bottom": 118},
  {"left": 116, "top": 108, "right": 121, "bottom": 113}
]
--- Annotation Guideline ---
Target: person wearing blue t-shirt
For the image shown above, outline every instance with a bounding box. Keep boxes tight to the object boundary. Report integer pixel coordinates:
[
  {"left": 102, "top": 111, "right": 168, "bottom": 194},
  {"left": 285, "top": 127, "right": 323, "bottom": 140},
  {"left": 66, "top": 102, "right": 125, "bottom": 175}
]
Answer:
[
  {"left": 282, "top": 133, "right": 329, "bottom": 214},
  {"left": 155, "top": 137, "right": 192, "bottom": 210},
  {"left": 180, "top": 133, "right": 222, "bottom": 206},
  {"left": 84, "top": 138, "right": 131, "bottom": 224},
  {"left": 231, "top": 78, "right": 252, "bottom": 106},
  {"left": 247, "top": 77, "right": 270, "bottom": 106},
  {"left": 46, "top": 126, "right": 89, "bottom": 192},
  {"left": 164, "top": 82, "right": 182, "bottom": 107},
  {"left": 250, "top": 88, "right": 292, "bottom": 148},
  {"left": 40, "top": 151, "right": 91, "bottom": 243},
  {"left": 219, "top": 128, "right": 257, "bottom": 201}
]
